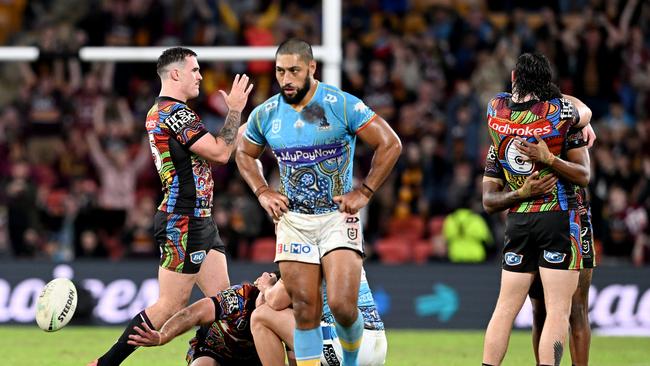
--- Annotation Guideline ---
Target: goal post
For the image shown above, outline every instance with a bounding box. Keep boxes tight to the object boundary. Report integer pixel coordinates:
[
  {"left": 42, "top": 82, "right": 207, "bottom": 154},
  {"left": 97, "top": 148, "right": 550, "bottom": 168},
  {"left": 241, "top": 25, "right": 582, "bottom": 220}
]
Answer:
[{"left": 2, "top": 0, "right": 342, "bottom": 86}]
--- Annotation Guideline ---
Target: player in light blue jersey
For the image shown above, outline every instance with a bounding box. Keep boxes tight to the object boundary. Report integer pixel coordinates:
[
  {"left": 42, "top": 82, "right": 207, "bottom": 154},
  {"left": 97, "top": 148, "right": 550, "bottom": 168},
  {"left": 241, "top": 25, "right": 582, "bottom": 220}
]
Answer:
[
  {"left": 250, "top": 268, "right": 387, "bottom": 366},
  {"left": 236, "top": 39, "right": 401, "bottom": 366}
]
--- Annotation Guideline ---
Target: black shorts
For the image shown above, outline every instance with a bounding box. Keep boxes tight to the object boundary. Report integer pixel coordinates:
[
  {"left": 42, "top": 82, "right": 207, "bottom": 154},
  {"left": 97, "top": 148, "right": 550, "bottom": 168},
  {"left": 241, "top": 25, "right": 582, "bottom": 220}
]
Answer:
[
  {"left": 503, "top": 210, "right": 582, "bottom": 272},
  {"left": 579, "top": 207, "right": 596, "bottom": 268},
  {"left": 185, "top": 331, "right": 262, "bottom": 366},
  {"left": 154, "top": 210, "right": 225, "bottom": 274}
]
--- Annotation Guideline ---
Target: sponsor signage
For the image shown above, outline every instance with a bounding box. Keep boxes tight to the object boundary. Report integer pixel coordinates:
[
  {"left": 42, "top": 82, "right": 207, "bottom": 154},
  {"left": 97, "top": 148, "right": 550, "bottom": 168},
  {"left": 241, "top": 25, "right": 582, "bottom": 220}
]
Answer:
[
  {"left": 273, "top": 142, "right": 345, "bottom": 165},
  {"left": 0, "top": 262, "right": 648, "bottom": 335},
  {"left": 488, "top": 116, "right": 553, "bottom": 136}
]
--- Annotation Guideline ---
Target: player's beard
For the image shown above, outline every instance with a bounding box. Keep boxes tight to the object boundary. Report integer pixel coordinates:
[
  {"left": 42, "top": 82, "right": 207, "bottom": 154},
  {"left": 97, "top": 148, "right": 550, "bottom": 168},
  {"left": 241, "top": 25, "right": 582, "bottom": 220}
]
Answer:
[{"left": 281, "top": 75, "right": 311, "bottom": 105}]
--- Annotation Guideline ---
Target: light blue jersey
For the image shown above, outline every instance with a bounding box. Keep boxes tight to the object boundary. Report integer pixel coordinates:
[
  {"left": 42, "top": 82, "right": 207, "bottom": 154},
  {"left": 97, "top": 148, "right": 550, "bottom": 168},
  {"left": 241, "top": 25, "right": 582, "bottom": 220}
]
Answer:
[
  {"left": 322, "top": 269, "right": 384, "bottom": 331},
  {"left": 245, "top": 82, "right": 376, "bottom": 214}
]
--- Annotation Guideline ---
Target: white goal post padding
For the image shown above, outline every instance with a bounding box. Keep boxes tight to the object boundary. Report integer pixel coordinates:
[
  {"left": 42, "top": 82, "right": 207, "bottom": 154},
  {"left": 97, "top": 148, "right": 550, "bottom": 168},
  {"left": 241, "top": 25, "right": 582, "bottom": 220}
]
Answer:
[
  {"left": 80, "top": 0, "right": 341, "bottom": 86},
  {"left": 1, "top": 0, "right": 342, "bottom": 86}
]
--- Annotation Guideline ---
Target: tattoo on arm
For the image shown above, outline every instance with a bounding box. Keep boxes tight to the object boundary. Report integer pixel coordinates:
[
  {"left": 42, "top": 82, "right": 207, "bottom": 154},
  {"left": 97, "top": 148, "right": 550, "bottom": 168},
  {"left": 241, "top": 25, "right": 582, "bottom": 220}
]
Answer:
[
  {"left": 553, "top": 341, "right": 563, "bottom": 366},
  {"left": 217, "top": 110, "right": 241, "bottom": 145}
]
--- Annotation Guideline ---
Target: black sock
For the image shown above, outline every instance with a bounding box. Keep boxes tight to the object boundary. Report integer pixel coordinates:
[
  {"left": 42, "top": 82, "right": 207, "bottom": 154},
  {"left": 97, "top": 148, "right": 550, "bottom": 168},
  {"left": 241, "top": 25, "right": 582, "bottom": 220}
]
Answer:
[
  {"left": 98, "top": 310, "right": 155, "bottom": 366},
  {"left": 482, "top": 364, "right": 495, "bottom": 366}
]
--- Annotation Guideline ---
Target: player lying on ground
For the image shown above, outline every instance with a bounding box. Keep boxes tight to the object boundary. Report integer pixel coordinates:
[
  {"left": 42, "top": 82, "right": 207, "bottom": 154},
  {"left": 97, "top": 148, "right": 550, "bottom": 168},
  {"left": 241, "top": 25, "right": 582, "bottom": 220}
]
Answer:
[{"left": 127, "top": 271, "right": 279, "bottom": 366}]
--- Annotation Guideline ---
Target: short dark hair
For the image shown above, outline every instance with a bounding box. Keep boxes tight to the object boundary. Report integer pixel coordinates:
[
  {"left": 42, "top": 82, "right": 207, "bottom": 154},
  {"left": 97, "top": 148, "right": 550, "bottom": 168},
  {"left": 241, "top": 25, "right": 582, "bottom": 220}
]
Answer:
[
  {"left": 513, "top": 52, "right": 562, "bottom": 101},
  {"left": 273, "top": 270, "right": 281, "bottom": 280},
  {"left": 276, "top": 38, "right": 313, "bottom": 63},
  {"left": 157, "top": 47, "right": 197, "bottom": 76}
]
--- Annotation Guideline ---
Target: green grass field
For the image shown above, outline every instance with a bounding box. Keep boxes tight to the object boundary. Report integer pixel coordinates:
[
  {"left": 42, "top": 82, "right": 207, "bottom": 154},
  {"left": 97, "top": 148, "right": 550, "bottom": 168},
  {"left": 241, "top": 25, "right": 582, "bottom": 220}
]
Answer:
[{"left": 1, "top": 326, "right": 648, "bottom": 366}]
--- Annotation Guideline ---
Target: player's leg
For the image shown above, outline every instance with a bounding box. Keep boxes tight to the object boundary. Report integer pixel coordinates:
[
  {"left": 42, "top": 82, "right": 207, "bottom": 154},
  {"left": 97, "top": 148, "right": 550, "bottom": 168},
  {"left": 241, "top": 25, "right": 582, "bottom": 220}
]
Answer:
[
  {"left": 322, "top": 249, "right": 363, "bottom": 365},
  {"left": 482, "top": 269, "right": 535, "bottom": 366},
  {"left": 195, "top": 217, "right": 230, "bottom": 296},
  {"left": 537, "top": 210, "right": 582, "bottom": 366},
  {"left": 275, "top": 211, "right": 323, "bottom": 366},
  {"left": 483, "top": 212, "right": 536, "bottom": 366},
  {"left": 321, "top": 211, "right": 365, "bottom": 365},
  {"left": 94, "top": 212, "right": 203, "bottom": 365},
  {"left": 570, "top": 208, "right": 595, "bottom": 366},
  {"left": 529, "top": 274, "right": 546, "bottom": 365},
  {"left": 568, "top": 268, "right": 592, "bottom": 366},
  {"left": 538, "top": 267, "right": 579, "bottom": 365},
  {"left": 280, "top": 260, "right": 322, "bottom": 366},
  {"left": 196, "top": 249, "right": 230, "bottom": 296},
  {"left": 251, "top": 304, "right": 295, "bottom": 366},
  {"left": 95, "top": 268, "right": 197, "bottom": 365}
]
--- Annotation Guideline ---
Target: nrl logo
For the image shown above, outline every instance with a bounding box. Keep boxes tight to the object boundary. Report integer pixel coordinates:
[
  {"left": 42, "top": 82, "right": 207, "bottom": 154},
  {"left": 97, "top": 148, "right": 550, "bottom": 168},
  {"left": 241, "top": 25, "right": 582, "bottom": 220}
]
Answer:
[
  {"left": 271, "top": 119, "right": 281, "bottom": 134},
  {"left": 347, "top": 228, "right": 358, "bottom": 240}
]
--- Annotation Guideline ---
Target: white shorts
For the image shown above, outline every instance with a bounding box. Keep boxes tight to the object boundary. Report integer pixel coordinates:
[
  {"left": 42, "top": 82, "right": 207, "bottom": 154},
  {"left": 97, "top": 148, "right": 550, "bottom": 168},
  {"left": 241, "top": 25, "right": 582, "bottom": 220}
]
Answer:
[
  {"left": 321, "top": 325, "right": 387, "bottom": 366},
  {"left": 275, "top": 211, "right": 364, "bottom": 264}
]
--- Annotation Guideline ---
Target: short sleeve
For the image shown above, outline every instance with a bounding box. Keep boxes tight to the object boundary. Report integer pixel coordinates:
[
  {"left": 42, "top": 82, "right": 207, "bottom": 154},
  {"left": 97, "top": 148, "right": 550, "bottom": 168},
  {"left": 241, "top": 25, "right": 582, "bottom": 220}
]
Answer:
[
  {"left": 244, "top": 107, "right": 266, "bottom": 146},
  {"left": 344, "top": 92, "right": 377, "bottom": 134},
  {"left": 483, "top": 145, "right": 505, "bottom": 181},
  {"left": 566, "top": 127, "right": 587, "bottom": 150},
  {"left": 164, "top": 105, "right": 208, "bottom": 148},
  {"left": 560, "top": 98, "right": 580, "bottom": 127}
]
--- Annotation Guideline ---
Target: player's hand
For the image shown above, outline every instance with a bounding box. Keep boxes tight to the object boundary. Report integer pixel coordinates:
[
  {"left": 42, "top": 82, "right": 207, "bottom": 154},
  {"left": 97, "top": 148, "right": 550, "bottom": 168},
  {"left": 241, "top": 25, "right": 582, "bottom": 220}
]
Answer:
[
  {"left": 517, "top": 171, "right": 557, "bottom": 198},
  {"left": 515, "top": 133, "right": 555, "bottom": 165},
  {"left": 258, "top": 190, "right": 290, "bottom": 220},
  {"left": 583, "top": 123, "right": 596, "bottom": 148},
  {"left": 219, "top": 74, "right": 254, "bottom": 113},
  {"left": 333, "top": 189, "right": 369, "bottom": 214},
  {"left": 127, "top": 322, "right": 164, "bottom": 347}
]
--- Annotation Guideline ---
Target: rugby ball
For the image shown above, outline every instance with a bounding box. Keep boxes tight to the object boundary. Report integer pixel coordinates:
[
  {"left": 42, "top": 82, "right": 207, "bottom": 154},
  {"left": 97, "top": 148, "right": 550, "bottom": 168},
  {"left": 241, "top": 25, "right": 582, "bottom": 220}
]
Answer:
[{"left": 36, "top": 278, "right": 77, "bottom": 332}]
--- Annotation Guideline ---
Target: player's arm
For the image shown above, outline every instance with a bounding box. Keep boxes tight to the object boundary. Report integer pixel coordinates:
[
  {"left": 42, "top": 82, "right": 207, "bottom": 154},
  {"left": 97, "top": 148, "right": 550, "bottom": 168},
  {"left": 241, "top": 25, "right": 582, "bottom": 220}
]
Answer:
[
  {"left": 190, "top": 74, "right": 253, "bottom": 164},
  {"left": 357, "top": 116, "right": 402, "bottom": 193},
  {"left": 236, "top": 133, "right": 268, "bottom": 194},
  {"left": 259, "top": 279, "right": 292, "bottom": 311},
  {"left": 236, "top": 129, "right": 289, "bottom": 220},
  {"left": 515, "top": 132, "right": 590, "bottom": 187},
  {"left": 562, "top": 94, "right": 592, "bottom": 129},
  {"left": 127, "top": 297, "right": 216, "bottom": 347},
  {"left": 482, "top": 173, "right": 558, "bottom": 214},
  {"left": 334, "top": 116, "right": 402, "bottom": 214},
  {"left": 481, "top": 145, "right": 557, "bottom": 214}
]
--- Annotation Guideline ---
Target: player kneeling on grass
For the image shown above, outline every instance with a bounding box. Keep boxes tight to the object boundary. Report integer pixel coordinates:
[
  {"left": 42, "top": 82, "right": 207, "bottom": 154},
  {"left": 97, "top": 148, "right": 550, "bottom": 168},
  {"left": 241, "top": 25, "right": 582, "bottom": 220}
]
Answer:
[
  {"left": 128, "top": 271, "right": 280, "bottom": 366},
  {"left": 251, "top": 268, "right": 387, "bottom": 366}
]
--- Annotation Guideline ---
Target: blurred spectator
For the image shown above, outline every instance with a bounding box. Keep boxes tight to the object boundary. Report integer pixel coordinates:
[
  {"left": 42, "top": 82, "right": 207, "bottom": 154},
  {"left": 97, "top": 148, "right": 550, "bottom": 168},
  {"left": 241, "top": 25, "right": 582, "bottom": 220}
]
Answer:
[
  {"left": 443, "top": 201, "right": 493, "bottom": 263},
  {"left": 85, "top": 132, "right": 150, "bottom": 259},
  {"left": 3, "top": 160, "right": 40, "bottom": 257}
]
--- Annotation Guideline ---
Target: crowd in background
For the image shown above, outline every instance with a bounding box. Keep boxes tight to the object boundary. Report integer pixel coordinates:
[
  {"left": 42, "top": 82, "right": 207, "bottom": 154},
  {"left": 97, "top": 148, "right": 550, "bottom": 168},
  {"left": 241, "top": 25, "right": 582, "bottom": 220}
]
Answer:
[{"left": 0, "top": 0, "right": 649, "bottom": 266}]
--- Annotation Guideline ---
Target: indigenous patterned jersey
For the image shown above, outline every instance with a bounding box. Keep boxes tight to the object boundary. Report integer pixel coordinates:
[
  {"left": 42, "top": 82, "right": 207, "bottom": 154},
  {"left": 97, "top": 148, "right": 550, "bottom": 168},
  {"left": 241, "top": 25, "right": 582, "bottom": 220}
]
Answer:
[
  {"left": 187, "top": 283, "right": 260, "bottom": 364},
  {"left": 484, "top": 92, "right": 579, "bottom": 213},
  {"left": 322, "top": 269, "right": 384, "bottom": 331},
  {"left": 566, "top": 127, "right": 590, "bottom": 214},
  {"left": 244, "top": 82, "right": 376, "bottom": 214},
  {"left": 146, "top": 97, "right": 213, "bottom": 217}
]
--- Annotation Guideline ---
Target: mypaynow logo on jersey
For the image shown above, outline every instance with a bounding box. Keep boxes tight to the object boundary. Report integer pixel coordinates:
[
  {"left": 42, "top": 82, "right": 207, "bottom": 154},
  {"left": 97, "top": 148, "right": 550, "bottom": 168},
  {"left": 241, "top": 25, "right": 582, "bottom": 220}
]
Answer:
[
  {"left": 273, "top": 142, "right": 345, "bottom": 166},
  {"left": 488, "top": 116, "right": 553, "bottom": 136}
]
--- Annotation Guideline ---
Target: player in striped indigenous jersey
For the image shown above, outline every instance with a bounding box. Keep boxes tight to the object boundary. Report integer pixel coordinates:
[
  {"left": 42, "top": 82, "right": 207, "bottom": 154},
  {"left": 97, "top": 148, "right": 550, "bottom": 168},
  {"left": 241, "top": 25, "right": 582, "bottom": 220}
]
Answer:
[
  {"left": 481, "top": 53, "right": 592, "bottom": 366},
  {"left": 89, "top": 47, "right": 253, "bottom": 366}
]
